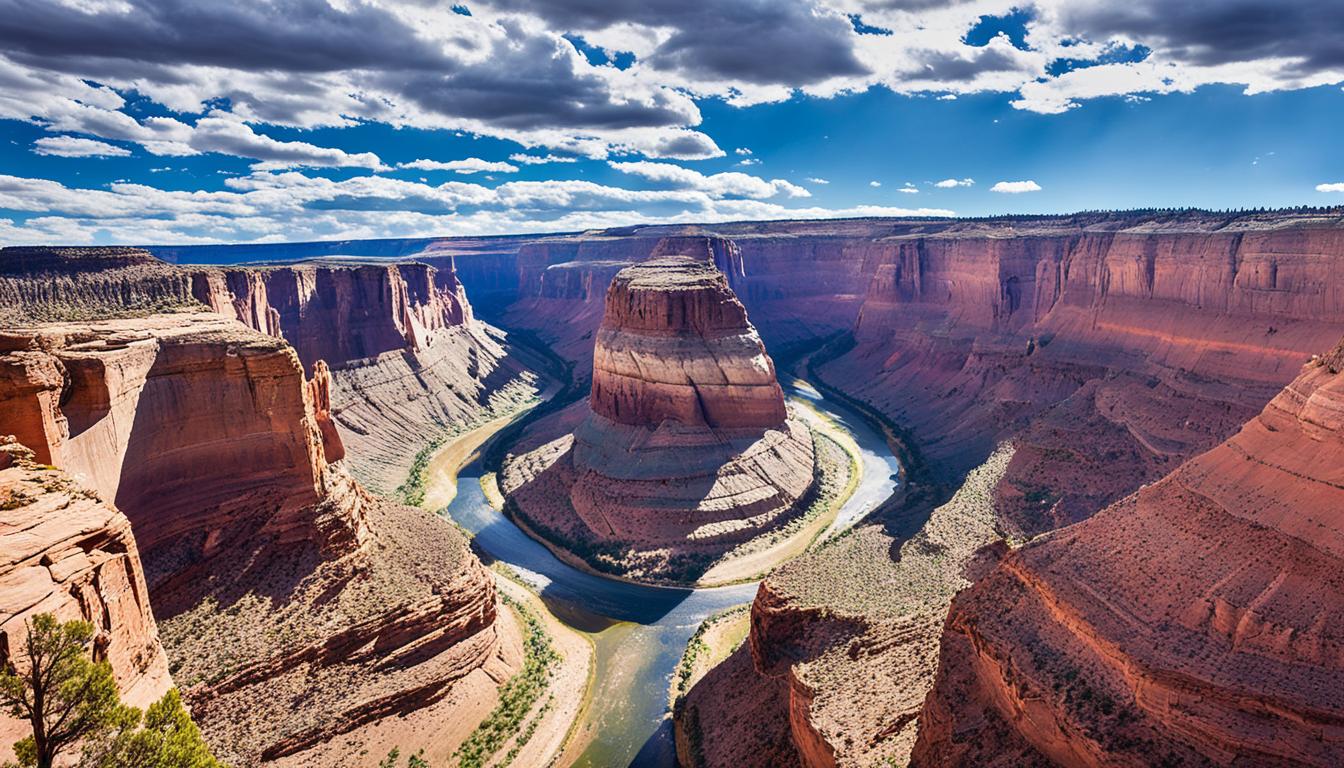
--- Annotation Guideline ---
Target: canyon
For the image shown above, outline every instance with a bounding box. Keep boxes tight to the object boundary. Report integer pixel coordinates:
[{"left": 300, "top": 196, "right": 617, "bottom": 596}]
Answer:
[
  {"left": 0, "top": 251, "right": 535, "bottom": 766},
  {"left": 424, "top": 211, "right": 1344, "bottom": 766},
  {"left": 4, "top": 208, "right": 1344, "bottom": 766}
]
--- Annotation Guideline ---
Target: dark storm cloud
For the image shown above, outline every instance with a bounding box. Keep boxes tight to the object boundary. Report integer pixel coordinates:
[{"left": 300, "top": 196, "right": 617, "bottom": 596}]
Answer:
[
  {"left": 481, "top": 0, "right": 870, "bottom": 86},
  {"left": 391, "top": 32, "right": 691, "bottom": 131},
  {"left": 913, "top": 46, "right": 1027, "bottom": 82},
  {"left": 0, "top": 0, "right": 700, "bottom": 139},
  {"left": 1052, "top": 0, "right": 1344, "bottom": 73},
  {"left": 0, "top": 0, "right": 454, "bottom": 73}
]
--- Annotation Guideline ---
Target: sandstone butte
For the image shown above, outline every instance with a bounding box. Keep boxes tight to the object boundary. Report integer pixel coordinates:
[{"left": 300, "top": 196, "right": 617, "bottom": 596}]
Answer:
[
  {"left": 0, "top": 437, "right": 173, "bottom": 752},
  {"left": 0, "top": 312, "right": 507, "bottom": 767},
  {"left": 424, "top": 214, "right": 1344, "bottom": 765},
  {"left": 499, "top": 255, "right": 817, "bottom": 582},
  {"left": 913, "top": 335, "right": 1344, "bottom": 767}
]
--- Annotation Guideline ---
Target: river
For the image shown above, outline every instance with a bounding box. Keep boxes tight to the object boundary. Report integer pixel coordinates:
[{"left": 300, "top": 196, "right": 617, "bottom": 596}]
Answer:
[{"left": 437, "top": 374, "right": 902, "bottom": 767}]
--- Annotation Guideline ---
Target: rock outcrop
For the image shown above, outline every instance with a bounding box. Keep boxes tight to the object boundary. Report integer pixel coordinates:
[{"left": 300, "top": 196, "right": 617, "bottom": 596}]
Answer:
[
  {"left": 191, "top": 259, "right": 534, "bottom": 493},
  {"left": 0, "top": 314, "right": 505, "bottom": 766},
  {"left": 0, "top": 438, "right": 173, "bottom": 760},
  {"left": 500, "top": 256, "right": 816, "bottom": 582},
  {"left": 0, "top": 246, "right": 536, "bottom": 496},
  {"left": 912, "top": 340, "right": 1344, "bottom": 767},
  {"left": 0, "top": 315, "right": 356, "bottom": 564}
]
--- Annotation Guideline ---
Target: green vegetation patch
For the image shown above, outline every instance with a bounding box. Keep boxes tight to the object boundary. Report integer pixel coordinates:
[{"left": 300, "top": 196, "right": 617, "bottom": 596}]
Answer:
[{"left": 453, "top": 595, "right": 560, "bottom": 768}]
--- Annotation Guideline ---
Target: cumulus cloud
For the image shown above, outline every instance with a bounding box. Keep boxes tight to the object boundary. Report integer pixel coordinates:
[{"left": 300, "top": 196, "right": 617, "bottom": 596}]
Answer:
[
  {"left": 400, "top": 158, "right": 520, "bottom": 174},
  {"left": 935, "top": 177, "right": 975, "bottom": 187},
  {"left": 991, "top": 180, "right": 1042, "bottom": 193},
  {"left": 609, "top": 160, "right": 810, "bottom": 199},
  {"left": 898, "top": 184, "right": 919, "bottom": 194},
  {"left": 509, "top": 153, "right": 578, "bottom": 165},
  {"left": 0, "top": 0, "right": 1339, "bottom": 173},
  {"left": 738, "top": 158, "right": 760, "bottom": 166},
  {"left": 1317, "top": 183, "right": 1344, "bottom": 193},
  {"left": 32, "top": 136, "right": 130, "bottom": 157},
  {"left": 0, "top": 170, "right": 953, "bottom": 246},
  {"left": 870, "top": 180, "right": 882, "bottom": 187},
  {"left": 807, "top": 177, "right": 830, "bottom": 184}
]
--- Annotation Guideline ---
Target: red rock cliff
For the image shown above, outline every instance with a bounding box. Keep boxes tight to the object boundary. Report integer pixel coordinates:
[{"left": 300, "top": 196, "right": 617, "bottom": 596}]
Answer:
[
  {"left": 0, "top": 314, "right": 355, "bottom": 566},
  {"left": 913, "top": 339, "right": 1344, "bottom": 767},
  {"left": 0, "top": 314, "right": 503, "bottom": 766},
  {"left": 0, "top": 438, "right": 174, "bottom": 760}
]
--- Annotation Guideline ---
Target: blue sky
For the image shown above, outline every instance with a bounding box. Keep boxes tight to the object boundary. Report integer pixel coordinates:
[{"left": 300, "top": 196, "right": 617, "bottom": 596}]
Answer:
[{"left": 1, "top": 0, "right": 1343, "bottom": 245}]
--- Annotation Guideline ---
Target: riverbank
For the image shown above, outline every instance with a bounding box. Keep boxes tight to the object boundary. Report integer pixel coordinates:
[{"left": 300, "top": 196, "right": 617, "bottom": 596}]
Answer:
[
  {"left": 435, "top": 337, "right": 903, "bottom": 767},
  {"left": 403, "top": 368, "right": 592, "bottom": 768}
]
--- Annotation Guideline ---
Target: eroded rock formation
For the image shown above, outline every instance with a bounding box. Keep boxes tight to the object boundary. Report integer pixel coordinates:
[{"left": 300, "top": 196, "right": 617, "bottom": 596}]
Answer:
[
  {"left": 912, "top": 341, "right": 1344, "bottom": 767},
  {"left": 0, "top": 314, "right": 505, "bottom": 766},
  {"left": 0, "top": 438, "right": 173, "bottom": 759},
  {"left": 0, "top": 246, "right": 535, "bottom": 495},
  {"left": 501, "top": 256, "right": 816, "bottom": 582},
  {"left": 191, "top": 259, "right": 533, "bottom": 493}
]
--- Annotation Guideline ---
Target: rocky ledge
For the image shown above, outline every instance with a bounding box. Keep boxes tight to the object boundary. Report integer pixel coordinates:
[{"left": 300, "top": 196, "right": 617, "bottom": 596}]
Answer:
[
  {"left": 0, "top": 438, "right": 174, "bottom": 759},
  {"left": 501, "top": 256, "right": 816, "bottom": 583},
  {"left": 913, "top": 338, "right": 1344, "bottom": 767},
  {"left": 0, "top": 314, "right": 505, "bottom": 766}
]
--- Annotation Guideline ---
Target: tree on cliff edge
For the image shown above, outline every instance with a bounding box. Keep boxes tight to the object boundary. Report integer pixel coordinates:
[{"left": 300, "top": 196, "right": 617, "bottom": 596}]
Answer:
[{"left": 0, "top": 614, "right": 132, "bottom": 768}]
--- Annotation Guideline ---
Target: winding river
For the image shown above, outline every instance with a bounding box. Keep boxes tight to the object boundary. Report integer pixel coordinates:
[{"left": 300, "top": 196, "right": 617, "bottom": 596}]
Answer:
[{"left": 437, "top": 374, "right": 902, "bottom": 767}]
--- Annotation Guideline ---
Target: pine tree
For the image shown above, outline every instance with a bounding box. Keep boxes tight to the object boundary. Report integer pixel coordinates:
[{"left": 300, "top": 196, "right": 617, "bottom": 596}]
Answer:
[{"left": 0, "top": 615, "right": 134, "bottom": 768}]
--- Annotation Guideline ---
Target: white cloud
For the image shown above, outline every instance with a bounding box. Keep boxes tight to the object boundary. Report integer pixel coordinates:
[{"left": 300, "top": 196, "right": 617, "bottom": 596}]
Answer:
[
  {"left": 735, "top": 148, "right": 753, "bottom": 155},
  {"left": 32, "top": 136, "right": 131, "bottom": 158},
  {"left": 991, "top": 180, "right": 1042, "bottom": 194},
  {"left": 508, "top": 153, "right": 578, "bottom": 165},
  {"left": 399, "top": 157, "right": 520, "bottom": 174},
  {"left": 0, "top": 169, "right": 954, "bottom": 246},
  {"left": 738, "top": 158, "right": 760, "bottom": 166},
  {"left": 898, "top": 184, "right": 919, "bottom": 194},
  {"left": 869, "top": 180, "right": 881, "bottom": 187},
  {"left": 609, "top": 160, "right": 810, "bottom": 199},
  {"left": 1317, "top": 183, "right": 1344, "bottom": 193},
  {"left": 935, "top": 178, "right": 975, "bottom": 188},
  {"left": 806, "top": 177, "right": 829, "bottom": 185}
]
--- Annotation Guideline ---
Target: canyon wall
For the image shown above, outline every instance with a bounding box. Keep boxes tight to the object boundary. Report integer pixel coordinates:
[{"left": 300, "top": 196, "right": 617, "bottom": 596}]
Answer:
[
  {"left": 192, "top": 259, "right": 533, "bottom": 494},
  {"left": 0, "top": 313, "right": 504, "bottom": 766},
  {"left": 912, "top": 337, "right": 1344, "bottom": 767},
  {"left": 0, "top": 437, "right": 173, "bottom": 760},
  {"left": 450, "top": 214, "right": 1344, "bottom": 533},
  {"left": 1, "top": 246, "right": 535, "bottom": 495},
  {"left": 460, "top": 212, "right": 1344, "bottom": 767}
]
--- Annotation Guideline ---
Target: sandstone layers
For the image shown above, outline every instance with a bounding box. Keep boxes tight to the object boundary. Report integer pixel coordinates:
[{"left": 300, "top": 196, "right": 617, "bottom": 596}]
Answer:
[
  {"left": 0, "top": 437, "right": 173, "bottom": 756},
  {"left": 913, "top": 339, "right": 1344, "bottom": 767},
  {"left": 1, "top": 246, "right": 535, "bottom": 495},
  {"left": 191, "top": 259, "right": 532, "bottom": 494},
  {"left": 0, "top": 314, "right": 505, "bottom": 766},
  {"left": 501, "top": 256, "right": 816, "bottom": 582},
  {"left": 453, "top": 213, "right": 1344, "bottom": 766}
]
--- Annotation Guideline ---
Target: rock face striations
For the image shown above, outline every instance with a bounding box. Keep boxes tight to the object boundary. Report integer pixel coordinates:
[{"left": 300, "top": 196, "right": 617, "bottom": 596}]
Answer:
[
  {"left": 912, "top": 341, "right": 1344, "bottom": 767},
  {"left": 0, "top": 246, "right": 536, "bottom": 495},
  {"left": 0, "top": 314, "right": 505, "bottom": 766},
  {"left": 589, "top": 256, "right": 785, "bottom": 430},
  {"left": 0, "top": 438, "right": 174, "bottom": 759},
  {"left": 190, "top": 259, "right": 534, "bottom": 494},
  {"left": 501, "top": 256, "right": 815, "bottom": 582}
]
